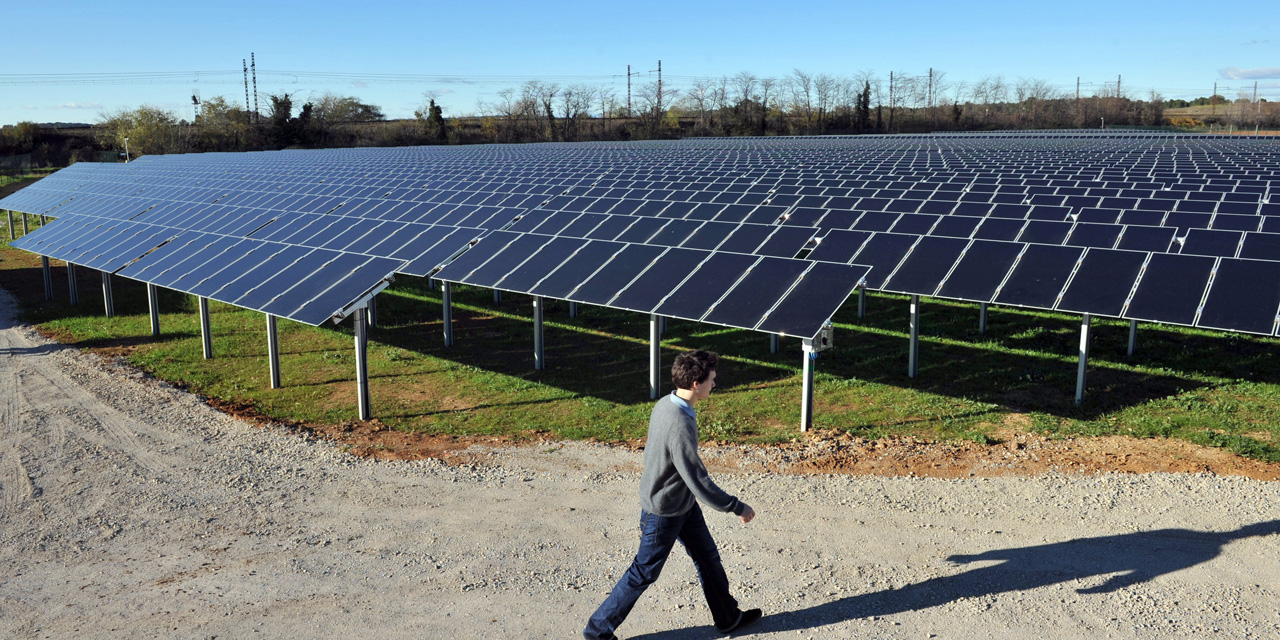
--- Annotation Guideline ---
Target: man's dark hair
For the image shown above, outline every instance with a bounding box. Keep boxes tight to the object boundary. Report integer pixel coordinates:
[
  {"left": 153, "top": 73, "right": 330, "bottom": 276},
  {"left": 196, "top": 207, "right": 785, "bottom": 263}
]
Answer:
[{"left": 671, "top": 350, "right": 718, "bottom": 390}]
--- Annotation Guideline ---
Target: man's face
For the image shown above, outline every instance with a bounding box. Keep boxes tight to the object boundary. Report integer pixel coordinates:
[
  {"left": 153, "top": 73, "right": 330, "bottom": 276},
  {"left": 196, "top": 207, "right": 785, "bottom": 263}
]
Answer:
[{"left": 691, "top": 369, "right": 717, "bottom": 402}]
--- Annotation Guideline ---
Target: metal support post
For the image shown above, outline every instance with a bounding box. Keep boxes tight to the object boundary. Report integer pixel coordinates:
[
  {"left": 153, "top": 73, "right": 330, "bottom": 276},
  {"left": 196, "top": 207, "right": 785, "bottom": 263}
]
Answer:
[
  {"left": 66, "top": 262, "right": 79, "bottom": 306},
  {"left": 770, "top": 333, "right": 779, "bottom": 354},
  {"left": 568, "top": 301, "right": 578, "bottom": 318},
  {"left": 857, "top": 289, "right": 867, "bottom": 319},
  {"left": 21, "top": 213, "right": 29, "bottom": 235},
  {"left": 979, "top": 302, "right": 989, "bottom": 335},
  {"left": 493, "top": 289, "right": 502, "bottom": 304},
  {"left": 649, "top": 314, "right": 661, "bottom": 399},
  {"left": 908, "top": 295, "right": 920, "bottom": 379},
  {"left": 354, "top": 306, "right": 371, "bottom": 421},
  {"left": 199, "top": 297, "right": 212, "bottom": 359},
  {"left": 367, "top": 294, "right": 377, "bottom": 328},
  {"left": 801, "top": 339, "right": 817, "bottom": 431},
  {"left": 659, "top": 316, "right": 666, "bottom": 335},
  {"left": 101, "top": 271, "right": 115, "bottom": 318},
  {"left": 147, "top": 283, "right": 159, "bottom": 336},
  {"left": 1075, "top": 313, "right": 1092, "bottom": 406},
  {"left": 1127, "top": 319, "right": 1137, "bottom": 358},
  {"left": 6, "top": 210, "right": 13, "bottom": 240},
  {"left": 41, "top": 256, "right": 52, "bottom": 300},
  {"left": 533, "top": 296, "right": 545, "bottom": 370},
  {"left": 267, "top": 314, "right": 281, "bottom": 389},
  {"left": 442, "top": 282, "right": 454, "bottom": 347}
]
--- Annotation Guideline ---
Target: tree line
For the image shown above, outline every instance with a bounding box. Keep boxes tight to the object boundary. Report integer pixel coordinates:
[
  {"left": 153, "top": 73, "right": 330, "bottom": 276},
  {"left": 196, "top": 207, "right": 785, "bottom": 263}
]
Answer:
[{"left": 5, "top": 68, "right": 1279, "bottom": 164}]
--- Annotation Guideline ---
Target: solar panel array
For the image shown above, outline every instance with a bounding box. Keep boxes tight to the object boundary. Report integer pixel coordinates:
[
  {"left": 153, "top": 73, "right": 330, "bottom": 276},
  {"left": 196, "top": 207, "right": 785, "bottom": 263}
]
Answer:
[{"left": 3, "top": 132, "right": 1279, "bottom": 340}]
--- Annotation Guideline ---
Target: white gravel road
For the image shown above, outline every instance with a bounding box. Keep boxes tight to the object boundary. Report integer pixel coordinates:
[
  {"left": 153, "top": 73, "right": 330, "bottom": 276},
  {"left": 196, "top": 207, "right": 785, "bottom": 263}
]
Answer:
[{"left": 1, "top": 285, "right": 1278, "bottom": 640}]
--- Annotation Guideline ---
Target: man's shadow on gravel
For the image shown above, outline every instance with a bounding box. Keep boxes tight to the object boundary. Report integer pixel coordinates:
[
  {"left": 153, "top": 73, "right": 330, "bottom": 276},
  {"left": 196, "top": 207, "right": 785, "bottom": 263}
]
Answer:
[{"left": 627, "top": 520, "right": 1280, "bottom": 639}]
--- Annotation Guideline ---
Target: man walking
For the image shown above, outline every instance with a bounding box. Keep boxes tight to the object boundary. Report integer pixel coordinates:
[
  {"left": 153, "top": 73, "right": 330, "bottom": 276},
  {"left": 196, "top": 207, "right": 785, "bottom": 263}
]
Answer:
[{"left": 584, "top": 349, "right": 761, "bottom": 639}]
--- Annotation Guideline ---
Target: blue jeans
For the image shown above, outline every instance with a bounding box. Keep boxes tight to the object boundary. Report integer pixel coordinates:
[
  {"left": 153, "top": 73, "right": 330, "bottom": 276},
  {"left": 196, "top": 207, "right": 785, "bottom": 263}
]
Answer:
[{"left": 584, "top": 504, "right": 740, "bottom": 639}]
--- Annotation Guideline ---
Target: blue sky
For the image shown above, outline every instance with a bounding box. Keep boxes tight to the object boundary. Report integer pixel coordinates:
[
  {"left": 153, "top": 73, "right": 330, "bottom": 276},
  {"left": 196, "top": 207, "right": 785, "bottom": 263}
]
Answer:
[{"left": 2, "top": 0, "right": 1276, "bottom": 126}]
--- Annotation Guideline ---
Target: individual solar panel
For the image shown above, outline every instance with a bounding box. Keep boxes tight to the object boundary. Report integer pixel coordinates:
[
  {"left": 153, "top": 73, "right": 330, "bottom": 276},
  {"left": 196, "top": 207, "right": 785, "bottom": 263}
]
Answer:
[
  {"left": 568, "top": 243, "right": 667, "bottom": 305},
  {"left": 493, "top": 236, "right": 587, "bottom": 292},
  {"left": 881, "top": 236, "right": 968, "bottom": 296},
  {"left": 1180, "top": 229, "right": 1242, "bottom": 257},
  {"left": 149, "top": 237, "right": 249, "bottom": 289},
  {"left": 1116, "top": 225, "right": 1176, "bottom": 253},
  {"left": 234, "top": 248, "right": 338, "bottom": 310},
  {"left": 934, "top": 240, "right": 1024, "bottom": 303},
  {"left": 287, "top": 256, "right": 403, "bottom": 325},
  {"left": 528, "top": 240, "right": 625, "bottom": 300},
  {"left": 680, "top": 221, "right": 738, "bottom": 250},
  {"left": 1124, "top": 253, "right": 1216, "bottom": 326},
  {"left": 851, "top": 211, "right": 899, "bottom": 231},
  {"left": 1017, "top": 220, "right": 1072, "bottom": 244},
  {"left": 848, "top": 232, "right": 918, "bottom": 289},
  {"left": 399, "top": 228, "right": 480, "bottom": 276},
  {"left": 1196, "top": 258, "right": 1280, "bottom": 335},
  {"left": 433, "top": 231, "right": 524, "bottom": 283},
  {"left": 607, "top": 248, "right": 710, "bottom": 313},
  {"left": 1064, "top": 223, "right": 1122, "bottom": 248},
  {"left": 716, "top": 224, "right": 774, "bottom": 254},
  {"left": 583, "top": 215, "right": 637, "bottom": 240},
  {"left": 807, "top": 229, "right": 871, "bottom": 264},
  {"left": 755, "top": 226, "right": 814, "bottom": 258},
  {"left": 184, "top": 243, "right": 282, "bottom": 298},
  {"left": 653, "top": 252, "right": 759, "bottom": 320},
  {"left": 972, "top": 218, "right": 1025, "bottom": 241},
  {"left": 703, "top": 257, "right": 812, "bottom": 328},
  {"left": 993, "top": 244, "right": 1083, "bottom": 309},
  {"left": 756, "top": 262, "right": 871, "bottom": 338},
  {"left": 930, "top": 216, "right": 982, "bottom": 238},
  {"left": 457, "top": 233, "right": 553, "bottom": 287},
  {"left": 1055, "top": 249, "right": 1146, "bottom": 316},
  {"left": 1239, "top": 233, "right": 1280, "bottom": 261}
]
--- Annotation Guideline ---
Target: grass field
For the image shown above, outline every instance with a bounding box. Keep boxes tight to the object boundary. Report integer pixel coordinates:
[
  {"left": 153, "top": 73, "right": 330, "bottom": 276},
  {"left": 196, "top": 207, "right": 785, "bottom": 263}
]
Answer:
[{"left": 3, "top": 222, "right": 1280, "bottom": 463}]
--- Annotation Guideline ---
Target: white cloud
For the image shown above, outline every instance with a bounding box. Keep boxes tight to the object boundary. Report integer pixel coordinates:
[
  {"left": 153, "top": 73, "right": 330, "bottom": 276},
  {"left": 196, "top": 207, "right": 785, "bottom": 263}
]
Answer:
[
  {"left": 53, "top": 102, "right": 104, "bottom": 110},
  {"left": 1220, "top": 66, "right": 1280, "bottom": 80},
  {"left": 352, "top": 80, "right": 368, "bottom": 88}
]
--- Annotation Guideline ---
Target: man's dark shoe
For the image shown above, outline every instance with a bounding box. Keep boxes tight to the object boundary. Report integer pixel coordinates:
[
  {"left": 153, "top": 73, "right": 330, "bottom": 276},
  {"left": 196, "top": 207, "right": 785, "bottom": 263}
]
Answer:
[{"left": 718, "top": 608, "right": 762, "bottom": 634}]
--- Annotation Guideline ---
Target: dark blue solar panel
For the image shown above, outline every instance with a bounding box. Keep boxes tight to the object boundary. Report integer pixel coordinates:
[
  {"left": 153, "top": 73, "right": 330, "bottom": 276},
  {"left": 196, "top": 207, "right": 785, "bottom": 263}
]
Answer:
[
  {"left": 654, "top": 252, "right": 759, "bottom": 321},
  {"left": 1056, "top": 249, "right": 1146, "bottom": 316},
  {"left": 994, "top": 244, "right": 1082, "bottom": 309},
  {"left": 935, "top": 240, "right": 1023, "bottom": 303},
  {"left": 608, "top": 248, "right": 710, "bottom": 313},
  {"left": 1124, "top": 253, "right": 1216, "bottom": 325}
]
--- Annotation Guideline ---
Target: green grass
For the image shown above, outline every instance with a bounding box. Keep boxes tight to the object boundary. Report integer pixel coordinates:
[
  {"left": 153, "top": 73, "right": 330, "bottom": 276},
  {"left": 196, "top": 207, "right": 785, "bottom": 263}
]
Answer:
[{"left": 3, "top": 227, "right": 1280, "bottom": 463}]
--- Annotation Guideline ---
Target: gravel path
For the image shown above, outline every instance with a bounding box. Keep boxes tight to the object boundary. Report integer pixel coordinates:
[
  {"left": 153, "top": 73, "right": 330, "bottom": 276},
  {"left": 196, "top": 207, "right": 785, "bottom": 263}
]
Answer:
[{"left": 1, "top": 285, "right": 1277, "bottom": 640}]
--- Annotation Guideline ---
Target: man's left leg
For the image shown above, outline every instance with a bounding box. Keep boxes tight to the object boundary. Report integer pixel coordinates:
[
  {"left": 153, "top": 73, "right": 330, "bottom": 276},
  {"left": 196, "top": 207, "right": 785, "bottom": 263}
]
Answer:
[{"left": 676, "top": 504, "right": 742, "bottom": 631}]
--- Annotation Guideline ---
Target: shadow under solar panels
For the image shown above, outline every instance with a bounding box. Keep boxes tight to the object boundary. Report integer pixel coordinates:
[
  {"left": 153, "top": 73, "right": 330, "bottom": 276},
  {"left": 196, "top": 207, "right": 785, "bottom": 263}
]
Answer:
[
  {"left": 569, "top": 243, "right": 667, "bottom": 305},
  {"left": 1055, "top": 248, "right": 1146, "bottom": 316},
  {"left": 1196, "top": 258, "right": 1280, "bottom": 335},
  {"left": 881, "top": 235, "right": 968, "bottom": 296},
  {"left": 1123, "top": 253, "right": 1216, "bottom": 326},
  {"left": 653, "top": 252, "right": 759, "bottom": 321},
  {"left": 607, "top": 248, "right": 710, "bottom": 313},
  {"left": 993, "top": 244, "right": 1083, "bottom": 309},
  {"left": 703, "top": 257, "right": 811, "bottom": 329}
]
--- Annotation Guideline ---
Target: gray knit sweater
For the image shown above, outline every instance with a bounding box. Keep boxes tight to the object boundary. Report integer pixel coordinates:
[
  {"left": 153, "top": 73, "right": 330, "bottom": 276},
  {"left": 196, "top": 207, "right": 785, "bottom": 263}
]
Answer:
[{"left": 638, "top": 394, "right": 747, "bottom": 518}]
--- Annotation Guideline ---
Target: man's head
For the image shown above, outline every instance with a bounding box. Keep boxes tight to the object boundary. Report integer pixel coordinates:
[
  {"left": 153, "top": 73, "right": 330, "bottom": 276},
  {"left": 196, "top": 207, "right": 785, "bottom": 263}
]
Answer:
[{"left": 672, "top": 350, "right": 718, "bottom": 399}]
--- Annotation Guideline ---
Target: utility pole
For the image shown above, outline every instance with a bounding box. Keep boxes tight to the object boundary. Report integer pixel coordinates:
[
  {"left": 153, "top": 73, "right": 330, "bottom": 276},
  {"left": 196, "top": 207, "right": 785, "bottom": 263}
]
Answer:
[
  {"left": 1213, "top": 81, "right": 1218, "bottom": 116},
  {"left": 1117, "top": 74, "right": 1122, "bottom": 98},
  {"left": 888, "top": 71, "right": 894, "bottom": 132},
  {"left": 627, "top": 64, "right": 631, "bottom": 117},
  {"left": 251, "top": 52, "right": 259, "bottom": 124},
  {"left": 243, "top": 59, "right": 251, "bottom": 114}
]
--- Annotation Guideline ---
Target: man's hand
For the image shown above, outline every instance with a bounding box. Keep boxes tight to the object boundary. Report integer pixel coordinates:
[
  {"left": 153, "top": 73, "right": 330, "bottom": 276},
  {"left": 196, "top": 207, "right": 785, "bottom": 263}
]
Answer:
[{"left": 739, "top": 505, "right": 756, "bottom": 524}]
